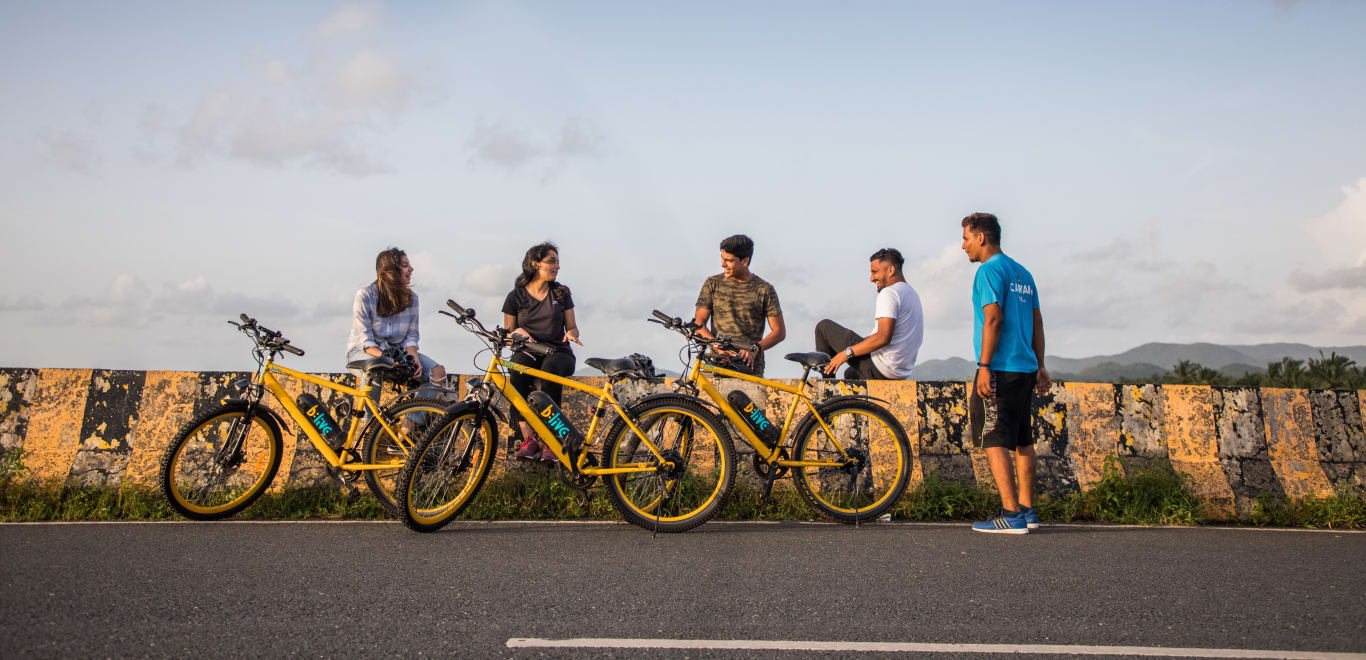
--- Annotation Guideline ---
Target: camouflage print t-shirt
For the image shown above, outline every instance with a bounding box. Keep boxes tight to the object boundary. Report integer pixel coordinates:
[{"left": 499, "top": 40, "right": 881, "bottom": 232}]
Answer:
[{"left": 695, "top": 273, "right": 782, "bottom": 375}]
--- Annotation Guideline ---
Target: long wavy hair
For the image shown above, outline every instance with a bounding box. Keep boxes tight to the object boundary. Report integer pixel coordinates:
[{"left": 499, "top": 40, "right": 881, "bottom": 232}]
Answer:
[
  {"left": 514, "top": 242, "right": 568, "bottom": 303},
  {"left": 374, "top": 247, "right": 413, "bottom": 317}
]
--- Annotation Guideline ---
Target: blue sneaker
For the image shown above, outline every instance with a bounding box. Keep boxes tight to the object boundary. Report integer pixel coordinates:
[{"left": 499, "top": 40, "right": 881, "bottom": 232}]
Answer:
[
  {"left": 972, "top": 509, "right": 1028, "bottom": 534},
  {"left": 1021, "top": 506, "right": 1040, "bottom": 529}
]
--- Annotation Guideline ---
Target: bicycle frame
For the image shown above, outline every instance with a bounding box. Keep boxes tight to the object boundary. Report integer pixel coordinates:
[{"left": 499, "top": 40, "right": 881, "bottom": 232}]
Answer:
[
  {"left": 255, "top": 360, "right": 416, "bottom": 472},
  {"left": 681, "top": 358, "right": 853, "bottom": 469},
  {"left": 478, "top": 353, "right": 666, "bottom": 477}
]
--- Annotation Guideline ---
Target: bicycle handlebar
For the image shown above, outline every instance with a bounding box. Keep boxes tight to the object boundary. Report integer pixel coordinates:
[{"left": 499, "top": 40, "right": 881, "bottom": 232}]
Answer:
[
  {"left": 442, "top": 299, "right": 553, "bottom": 357},
  {"left": 648, "top": 309, "right": 757, "bottom": 354},
  {"left": 230, "top": 313, "right": 305, "bottom": 357}
]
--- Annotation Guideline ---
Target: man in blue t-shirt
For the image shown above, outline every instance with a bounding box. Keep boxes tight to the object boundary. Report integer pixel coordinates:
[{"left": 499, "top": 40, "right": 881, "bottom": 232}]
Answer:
[{"left": 961, "top": 212, "right": 1052, "bottom": 534}]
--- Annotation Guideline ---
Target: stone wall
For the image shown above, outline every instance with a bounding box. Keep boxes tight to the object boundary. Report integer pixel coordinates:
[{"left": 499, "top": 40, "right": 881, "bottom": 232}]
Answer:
[{"left": 2, "top": 368, "right": 1363, "bottom": 520}]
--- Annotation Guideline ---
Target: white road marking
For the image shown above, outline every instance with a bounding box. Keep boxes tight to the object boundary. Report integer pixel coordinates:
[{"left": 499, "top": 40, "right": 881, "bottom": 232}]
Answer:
[
  {"left": 1, "top": 520, "right": 1361, "bottom": 533},
  {"left": 504, "top": 638, "right": 1366, "bottom": 658}
]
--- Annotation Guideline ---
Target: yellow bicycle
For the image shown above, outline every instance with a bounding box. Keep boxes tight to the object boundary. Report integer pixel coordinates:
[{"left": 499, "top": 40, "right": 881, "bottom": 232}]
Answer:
[
  {"left": 395, "top": 300, "right": 735, "bottom": 534},
  {"left": 159, "top": 314, "right": 452, "bottom": 519},
  {"left": 649, "top": 310, "right": 911, "bottom": 522}
]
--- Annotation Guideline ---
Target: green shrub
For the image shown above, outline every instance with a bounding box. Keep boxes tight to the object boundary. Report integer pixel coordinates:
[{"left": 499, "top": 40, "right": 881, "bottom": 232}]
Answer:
[{"left": 1250, "top": 490, "right": 1366, "bottom": 529}]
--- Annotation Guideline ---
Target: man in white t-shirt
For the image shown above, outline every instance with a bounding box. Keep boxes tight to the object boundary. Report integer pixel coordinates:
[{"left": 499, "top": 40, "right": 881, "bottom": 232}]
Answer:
[{"left": 815, "top": 248, "right": 924, "bottom": 380}]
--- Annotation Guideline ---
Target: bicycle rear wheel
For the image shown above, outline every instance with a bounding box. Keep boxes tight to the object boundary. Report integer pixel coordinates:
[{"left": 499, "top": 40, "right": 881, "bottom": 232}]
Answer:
[
  {"left": 396, "top": 403, "right": 497, "bottom": 533},
  {"left": 361, "top": 397, "right": 451, "bottom": 516},
  {"left": 791, "top": 399, "right": 910, "bottom": 522},
  {"left": 601, "top": 396, "right": 734, "bottom": 533},
  {"left": 160, "top": 402, "right": 283, "bottom": 520}
]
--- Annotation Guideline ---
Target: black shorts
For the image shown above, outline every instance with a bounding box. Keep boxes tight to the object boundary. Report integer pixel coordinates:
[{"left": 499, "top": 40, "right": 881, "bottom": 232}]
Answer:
[{"left": 969, "top": 370, "right": 1037, "bottom": 450}]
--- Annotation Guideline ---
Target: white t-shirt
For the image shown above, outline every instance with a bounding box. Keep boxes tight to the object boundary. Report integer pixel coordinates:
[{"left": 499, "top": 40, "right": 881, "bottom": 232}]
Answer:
[{"left": 869, "top": 281, "right": 923, "bottom": 380}]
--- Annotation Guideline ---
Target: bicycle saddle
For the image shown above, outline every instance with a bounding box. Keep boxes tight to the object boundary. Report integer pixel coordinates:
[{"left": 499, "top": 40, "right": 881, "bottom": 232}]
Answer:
[
  {"left": 346, "top": 355, "right": 395, "bottom": 373},
  {"left": 584, "top": 357, "right": 638, "bottom": 378},
  {"left": 784, "top": 352, "right": 831, "bottom": 369}
]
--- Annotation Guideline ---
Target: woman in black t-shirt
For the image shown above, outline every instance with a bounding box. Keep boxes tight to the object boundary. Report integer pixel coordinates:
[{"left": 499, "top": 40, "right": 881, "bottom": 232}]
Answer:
[{"left": 502, "top": 241, "right": 582, "bottom": 461}]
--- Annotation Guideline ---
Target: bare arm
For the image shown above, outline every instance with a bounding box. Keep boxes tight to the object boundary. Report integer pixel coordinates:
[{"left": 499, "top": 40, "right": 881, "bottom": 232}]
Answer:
[
  {"left": 504, "top": 312, "right": 528, "bottom": 337},
  {"left": 1033, "top": 308, "right": 1050, "bottom": 395},
  {"left": 563, "top": 309, "right": 582, "bottom": 345},
  {"left": 693, "top": 307, "right": 715, "bottom": 339},
  {"left": 735, "top": 314, "right": 787, "bottom": 368},
  {"left": 975, "top": 303, "right": 1003, "bottom": 398},
  {"left": 757, "top": 314, "right": 786, "bottom": 351}
]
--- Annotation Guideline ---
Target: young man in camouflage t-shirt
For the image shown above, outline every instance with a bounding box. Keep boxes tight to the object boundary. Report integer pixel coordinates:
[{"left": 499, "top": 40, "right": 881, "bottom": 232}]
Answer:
[{"left": 693, "top": 234, "right": 787, "bottom": 376}]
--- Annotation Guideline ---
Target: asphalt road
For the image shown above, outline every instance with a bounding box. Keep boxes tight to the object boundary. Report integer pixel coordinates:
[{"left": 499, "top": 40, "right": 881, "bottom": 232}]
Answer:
[{"left": 2, "top": 521, "right": 1363, "bottom": 659}]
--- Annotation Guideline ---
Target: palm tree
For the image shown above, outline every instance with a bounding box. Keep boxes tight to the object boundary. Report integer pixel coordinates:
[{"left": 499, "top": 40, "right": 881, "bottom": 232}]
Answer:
[
  {"left": 1307, "top": 351, "right": 1357, "bottom": 389},
  {"left": 1266, "top": 358, "right": 1310, "bottom": 389},
  {"left": 1195, "top": 365, "right": 1227, "bottom": 386},
  {"left": 1168, "top": 360, "right": 1200, "bottom": 385}
]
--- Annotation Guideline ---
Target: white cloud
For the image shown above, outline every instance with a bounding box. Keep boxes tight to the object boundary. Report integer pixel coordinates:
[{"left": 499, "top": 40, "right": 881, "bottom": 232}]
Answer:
[
  {"left": 556, "top": 118, "right": 605, "bottom": 158},
  {"left": 331, "top": 50, "right": 408, "bottom": 109},
  {"left": 139, "top": 4, "right": 414, "bottom": 176},
  {"left": 466, "top": 118, "right": 607, "bottom": 174},
  {"left": 466, "top": 121, "right": 543, "bottom": 170},
  {"left": 1305, "top": 176, "right": 1366, "bottom": 268},
  {"left": 0, "top": 296, "right": 47, "bottom": 312},
  {"left": 56, "top": 274, "right": 302, "bottom": 329},
  {"left": 1231, "top": 298, "right": 1349, "bottom": 335},
  {"left": 1064, "top": 221, "right": 1170, "bottom": 270},
  {"left": 903, "top": 242, "right": 975, "bottom": 326},
  {"left": 41, "top": 131, "right": 100, "bottom": 173},
  {"left": 316, "top": 1, "right": 380, "bottom": 37},
  {"left": 1289, "top": 264, "right": 1366, "bottom": 291},
  {"left": 460, "top": 264, "right": 517, "bottom": 297}
]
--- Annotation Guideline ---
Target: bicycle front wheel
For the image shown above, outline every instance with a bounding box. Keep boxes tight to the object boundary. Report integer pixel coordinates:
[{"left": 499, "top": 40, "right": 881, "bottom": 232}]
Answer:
[
  {"left": 396, "top": 403, "right": 496, "bottom": 533},
  {"left": 602, "top": 396, "right": 735, "bottom": 533},
  {"left": 160, "top": 402, "right": 284, "bottom": 520},
  {"left": 791, "top": 399, "right": 911, "bottom": 522},
  {"left": 361, "top": 397, "right": 452, "bottom": 516}
]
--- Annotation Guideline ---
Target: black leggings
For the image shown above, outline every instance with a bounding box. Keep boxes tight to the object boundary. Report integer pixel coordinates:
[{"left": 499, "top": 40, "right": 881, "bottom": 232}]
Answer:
[{"left": 508, "top": 349, "right": 577, "bottom": 431}]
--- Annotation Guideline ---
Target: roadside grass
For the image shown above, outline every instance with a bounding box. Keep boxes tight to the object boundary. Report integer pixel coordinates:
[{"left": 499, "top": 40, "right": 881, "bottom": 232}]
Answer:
[
  {"left": 0, "top": 455, "right": 1361, "bottom": 528},
  {"left": 1038, "top": 457, "right": 1204, "bottom": 526},
  {"left": 1249, "top": 490, "right": 1366, "bottom": 529}
]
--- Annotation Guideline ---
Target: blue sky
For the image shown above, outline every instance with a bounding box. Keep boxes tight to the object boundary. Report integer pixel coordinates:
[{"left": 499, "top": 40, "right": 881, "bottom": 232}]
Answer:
[{"left": 2, "top": 1, "right": 1364, "bottom": 378}]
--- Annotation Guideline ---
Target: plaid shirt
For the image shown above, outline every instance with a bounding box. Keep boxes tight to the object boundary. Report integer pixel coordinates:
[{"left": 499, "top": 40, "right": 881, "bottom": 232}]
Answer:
[{"left": 346, "top": 283, "right": 420, "bottom": 355}]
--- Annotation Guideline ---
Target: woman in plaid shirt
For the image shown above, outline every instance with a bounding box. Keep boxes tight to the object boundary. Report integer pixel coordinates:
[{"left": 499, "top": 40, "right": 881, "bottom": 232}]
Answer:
[{"left": 345, "top": 247, "right": 448, "bottom": 401}]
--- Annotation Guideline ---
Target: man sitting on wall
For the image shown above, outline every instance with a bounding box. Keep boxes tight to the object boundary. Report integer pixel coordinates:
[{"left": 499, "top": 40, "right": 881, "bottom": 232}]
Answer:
[{"left": 816, "top": 248, "right": 924, "bottom": 380}]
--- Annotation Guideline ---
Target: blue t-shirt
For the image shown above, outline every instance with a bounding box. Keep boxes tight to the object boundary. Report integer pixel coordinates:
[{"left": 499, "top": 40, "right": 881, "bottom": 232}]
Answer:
[{"left": 972, "top": 253, "right": 1040, "bottom": 373}]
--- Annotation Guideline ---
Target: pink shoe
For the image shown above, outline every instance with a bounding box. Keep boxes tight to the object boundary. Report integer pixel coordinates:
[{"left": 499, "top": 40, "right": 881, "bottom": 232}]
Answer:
[{"left": 514, "top": 437, "right": 543, "bottom": 461}]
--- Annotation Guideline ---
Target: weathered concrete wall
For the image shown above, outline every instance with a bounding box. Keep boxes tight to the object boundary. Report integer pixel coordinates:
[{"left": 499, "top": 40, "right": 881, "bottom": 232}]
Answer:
[{"left": 3, "top": 367, "right": 1364, "bottom": 521}]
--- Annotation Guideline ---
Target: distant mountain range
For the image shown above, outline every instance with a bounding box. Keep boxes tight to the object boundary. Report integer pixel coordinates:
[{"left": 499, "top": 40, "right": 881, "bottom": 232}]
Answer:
[{"left": 912, "top": 342, "right": 1366, "bottom": 381}]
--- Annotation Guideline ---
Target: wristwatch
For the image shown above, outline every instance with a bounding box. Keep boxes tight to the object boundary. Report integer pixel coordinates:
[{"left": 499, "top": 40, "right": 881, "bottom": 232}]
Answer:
[{"left": 845, "top": 347, "right": 856, "bottom": 359}]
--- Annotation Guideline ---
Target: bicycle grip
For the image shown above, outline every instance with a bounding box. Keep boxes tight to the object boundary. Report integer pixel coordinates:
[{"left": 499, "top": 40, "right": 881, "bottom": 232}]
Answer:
[
  {"left": 281, "top": 344, "right": 305, "bottom": 356},
  {"left": 651, "top": 310, "right": 676, "bottom": 325},
  {"left": 447, "top": 299, "right": 473, "bottom": 318},
  {"left": 240, "top": 313, "right": 255, "bottom": 325},
  {"left": 522, "top": 341, "right": 553, "bottom": 358}
]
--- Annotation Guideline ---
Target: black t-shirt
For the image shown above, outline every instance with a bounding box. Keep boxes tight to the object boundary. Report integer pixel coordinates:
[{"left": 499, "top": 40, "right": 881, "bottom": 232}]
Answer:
[{"left": 501, "top": 284, "right": 575, "bottom": 352}]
